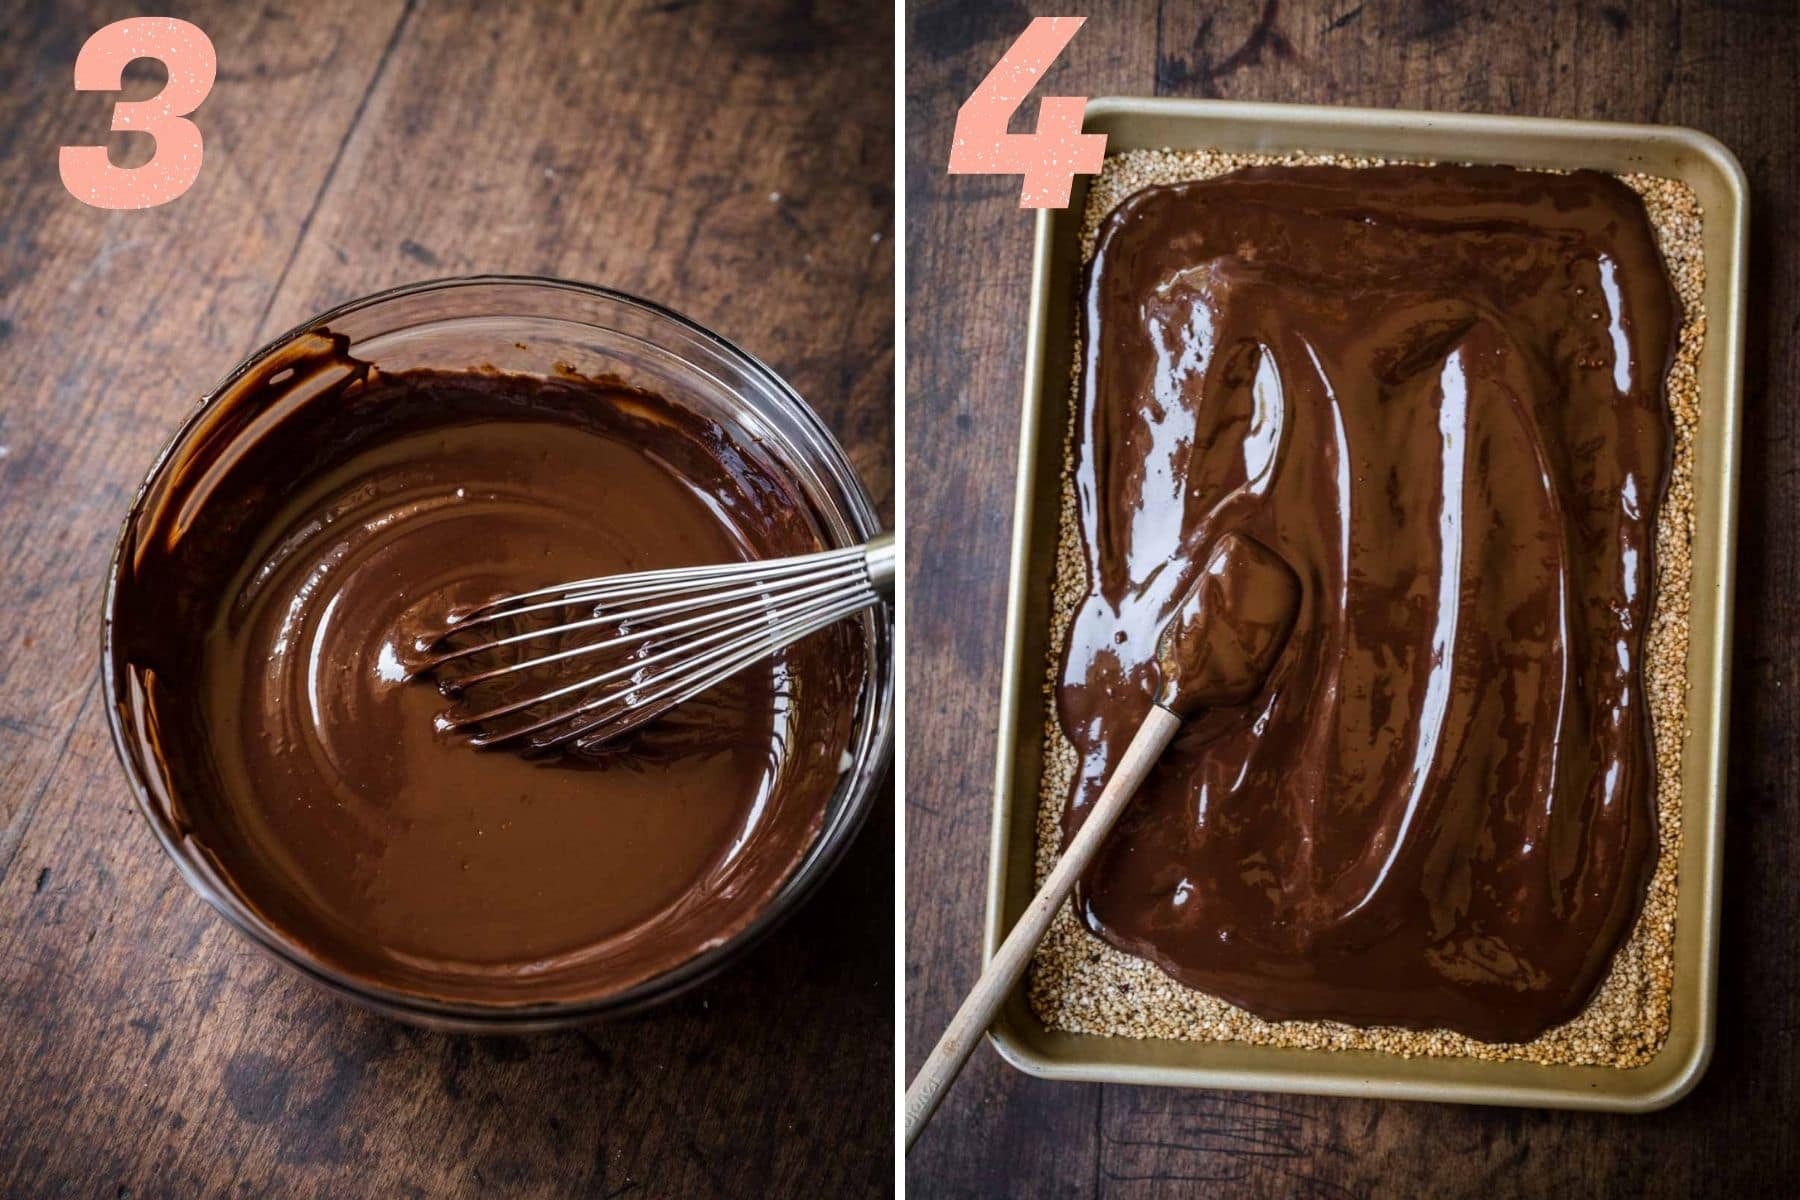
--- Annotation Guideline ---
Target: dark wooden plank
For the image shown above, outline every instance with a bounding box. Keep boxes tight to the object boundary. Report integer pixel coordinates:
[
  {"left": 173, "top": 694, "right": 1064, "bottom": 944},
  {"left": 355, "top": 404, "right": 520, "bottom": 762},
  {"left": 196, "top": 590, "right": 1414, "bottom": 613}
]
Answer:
[
  {"left": 904, "top": 0, "right": 1800, "bottom": 1195},
  {"left": 901, "top": 3, "right": 1161, "bottom": 1195},
  {"left": 0, "top": 1, "right": 894, "bottom": 1195},
  {"left": 0, "top": 0, "right": 406, "bottom": 891},
  {"left": 260, "top": 0, "right": 896, "bottom": 517}
]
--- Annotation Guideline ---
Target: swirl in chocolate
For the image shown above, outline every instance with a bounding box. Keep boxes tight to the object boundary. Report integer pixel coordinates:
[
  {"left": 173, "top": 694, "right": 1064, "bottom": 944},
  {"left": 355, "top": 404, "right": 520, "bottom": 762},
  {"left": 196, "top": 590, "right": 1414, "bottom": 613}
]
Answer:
[
  {"left": 1153, "top": 532, "right": 1300, "bottom": 719},
  {"left": 1060, "top": 164, "right": 1678, "bottom": 1042},
  {"left": 112, "top": 335, "right": 861, "bottom": 1005}
]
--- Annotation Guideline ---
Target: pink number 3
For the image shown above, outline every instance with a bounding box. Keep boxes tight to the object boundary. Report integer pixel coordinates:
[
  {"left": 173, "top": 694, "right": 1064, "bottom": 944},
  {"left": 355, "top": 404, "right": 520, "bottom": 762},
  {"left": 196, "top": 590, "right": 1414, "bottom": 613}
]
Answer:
[
  {"left": 59, "top": 17, "right": 217, "bottom": 210},
  {"left": 947, "top": 17, "right": 1107, "bottom": 209}
]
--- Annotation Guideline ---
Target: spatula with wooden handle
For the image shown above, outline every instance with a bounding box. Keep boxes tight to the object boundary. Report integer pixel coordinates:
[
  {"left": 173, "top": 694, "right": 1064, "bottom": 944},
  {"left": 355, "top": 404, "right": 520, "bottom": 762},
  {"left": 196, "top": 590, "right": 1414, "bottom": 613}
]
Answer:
[{"left": 904, "top": 532, "right": 1300, "bottom": 1150}]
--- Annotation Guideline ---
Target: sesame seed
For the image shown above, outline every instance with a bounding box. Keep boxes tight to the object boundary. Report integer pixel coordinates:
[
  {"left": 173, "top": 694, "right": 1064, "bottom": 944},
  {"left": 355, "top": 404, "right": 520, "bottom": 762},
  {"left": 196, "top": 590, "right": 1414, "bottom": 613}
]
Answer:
[{"left": 1027, "top": 152, "right": 1701, "bottom": 1068}]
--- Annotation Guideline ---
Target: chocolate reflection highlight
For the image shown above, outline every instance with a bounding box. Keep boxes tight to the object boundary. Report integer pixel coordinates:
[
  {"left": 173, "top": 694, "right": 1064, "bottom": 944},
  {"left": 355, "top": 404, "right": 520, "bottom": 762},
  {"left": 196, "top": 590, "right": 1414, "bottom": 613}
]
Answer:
[{"left": 1059, "top": 164, "right": 1678, "bottom": 1042}]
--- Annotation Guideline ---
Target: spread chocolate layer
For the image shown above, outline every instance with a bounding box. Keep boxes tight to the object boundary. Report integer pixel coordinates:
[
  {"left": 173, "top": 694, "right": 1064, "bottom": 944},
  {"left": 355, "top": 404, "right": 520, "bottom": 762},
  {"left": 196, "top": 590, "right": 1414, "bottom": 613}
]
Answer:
[
  {"left": 113, "top": 335, "right": 862, "bottom": 1005},
  {"left": 1060, "top": 164, "right": 1678, "bottom": 1042}
]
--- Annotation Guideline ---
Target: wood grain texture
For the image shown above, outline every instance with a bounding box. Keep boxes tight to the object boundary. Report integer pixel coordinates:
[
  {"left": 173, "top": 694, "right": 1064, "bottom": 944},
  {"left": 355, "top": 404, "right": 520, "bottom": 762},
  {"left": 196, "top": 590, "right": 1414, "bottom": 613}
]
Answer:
[
  {"left": 0, "top": 1, "right": 893, "bottom": 1196},
  {"left": 908, "top": 709, "right": 1181, "bottom": 1148},
  {"left": 904, "top": 0, "right": 1798, "bottom": 1196}
]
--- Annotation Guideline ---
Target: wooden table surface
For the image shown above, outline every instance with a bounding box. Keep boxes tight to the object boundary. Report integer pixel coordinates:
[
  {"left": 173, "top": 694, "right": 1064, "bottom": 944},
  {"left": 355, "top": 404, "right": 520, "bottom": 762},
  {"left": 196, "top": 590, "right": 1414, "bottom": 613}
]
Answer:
[
  {"left": 0, "top": 2, "right": 893, "bottom": 1195},
  {"left": 905, "top": 1, "right": 1797, "bottom": 1195}
]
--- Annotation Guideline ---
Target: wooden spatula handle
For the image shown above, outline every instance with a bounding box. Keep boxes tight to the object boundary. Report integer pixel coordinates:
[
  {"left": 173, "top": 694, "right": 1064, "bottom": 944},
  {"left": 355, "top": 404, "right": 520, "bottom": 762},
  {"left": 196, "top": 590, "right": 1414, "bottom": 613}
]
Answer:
[{"left": 904, "top": 706, "right": 1182, "bottom": 1150}]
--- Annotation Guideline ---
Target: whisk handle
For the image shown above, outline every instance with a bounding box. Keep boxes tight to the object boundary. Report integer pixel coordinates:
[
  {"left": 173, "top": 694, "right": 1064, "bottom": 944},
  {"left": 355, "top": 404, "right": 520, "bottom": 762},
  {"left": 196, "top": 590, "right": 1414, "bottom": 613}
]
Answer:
[{"left": 863, "top": 532, "right": 896, "bottom": 601}]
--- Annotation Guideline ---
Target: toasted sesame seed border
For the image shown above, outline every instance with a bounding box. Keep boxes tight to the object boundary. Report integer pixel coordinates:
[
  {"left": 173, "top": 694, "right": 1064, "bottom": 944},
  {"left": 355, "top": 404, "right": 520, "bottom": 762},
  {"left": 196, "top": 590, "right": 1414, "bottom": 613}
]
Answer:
[{"left": 1027, "top": 150, "right": 1702, "bottom": 1068}]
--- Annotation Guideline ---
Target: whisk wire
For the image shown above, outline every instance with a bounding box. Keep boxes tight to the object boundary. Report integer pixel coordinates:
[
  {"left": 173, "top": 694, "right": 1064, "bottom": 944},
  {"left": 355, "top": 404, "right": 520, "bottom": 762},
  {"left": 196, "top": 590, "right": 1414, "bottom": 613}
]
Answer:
[
  {"left": 566, "top": 592, "right": 874, "bottom": 752},
  {"left": 423, "top": 533, "right": 893, "bottom": 752},
  {"left": 432, "top": 560, "right": 867, "bottom": 678},
  {"left": 456, "top": 543, "right": 867, "bottom": 624},
  {"left": 442, "top": 571, "right": 867, "bottom": 732},
  {"left": 471, "top": 589, "right": 872, "bottom": 751}
]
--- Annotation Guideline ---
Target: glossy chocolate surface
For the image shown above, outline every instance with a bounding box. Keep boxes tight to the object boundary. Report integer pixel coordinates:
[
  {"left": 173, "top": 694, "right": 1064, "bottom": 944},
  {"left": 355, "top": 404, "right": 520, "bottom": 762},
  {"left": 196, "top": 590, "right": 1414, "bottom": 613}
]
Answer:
[
  {"left": 1154, "top": 532, "right": 1301, "bottom": 718},
  {"left": 1059, "top": 164, "right": 1677, "bottom": 1042},
  {"left": 113, "top": 335, "right": 861, "bottom": 1005}
]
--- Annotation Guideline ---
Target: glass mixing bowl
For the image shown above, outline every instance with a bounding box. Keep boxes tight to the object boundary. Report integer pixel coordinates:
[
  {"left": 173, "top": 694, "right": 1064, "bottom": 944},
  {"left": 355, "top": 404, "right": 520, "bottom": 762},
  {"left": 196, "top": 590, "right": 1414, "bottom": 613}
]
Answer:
[{"left": 101, "top": 276, "right": 893, "bottom": 1032}]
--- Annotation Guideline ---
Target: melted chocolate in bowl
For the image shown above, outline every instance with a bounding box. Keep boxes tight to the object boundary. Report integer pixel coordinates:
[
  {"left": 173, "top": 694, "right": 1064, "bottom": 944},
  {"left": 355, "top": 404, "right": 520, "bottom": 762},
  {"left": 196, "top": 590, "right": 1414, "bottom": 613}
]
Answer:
[
  {"left": 1062, "top": 165, "right": 1678, "bottom": 1042},
  {"left": 111, "top": 332, "right": 862, "bottom": 1007}
]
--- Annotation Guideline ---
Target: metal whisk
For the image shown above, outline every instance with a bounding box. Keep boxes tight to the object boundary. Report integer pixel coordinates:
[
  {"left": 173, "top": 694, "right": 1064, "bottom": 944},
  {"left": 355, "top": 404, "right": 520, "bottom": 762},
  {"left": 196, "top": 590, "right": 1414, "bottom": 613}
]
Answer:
[{"left": 416, "top": 533, "right": 894, "bottom": 754}]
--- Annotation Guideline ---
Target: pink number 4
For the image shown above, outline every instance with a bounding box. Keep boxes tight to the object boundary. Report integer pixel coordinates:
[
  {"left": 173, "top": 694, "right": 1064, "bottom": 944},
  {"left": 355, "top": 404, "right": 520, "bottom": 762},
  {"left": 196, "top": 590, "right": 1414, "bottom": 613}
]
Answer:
[
  {"left": 948, "top": 17, "right": 1107, "bottom": 209},
  {"left": 59, "top": 17, "right": 217, "bottom": 210}
]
